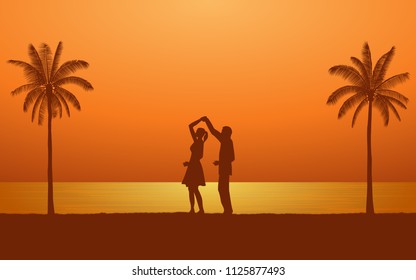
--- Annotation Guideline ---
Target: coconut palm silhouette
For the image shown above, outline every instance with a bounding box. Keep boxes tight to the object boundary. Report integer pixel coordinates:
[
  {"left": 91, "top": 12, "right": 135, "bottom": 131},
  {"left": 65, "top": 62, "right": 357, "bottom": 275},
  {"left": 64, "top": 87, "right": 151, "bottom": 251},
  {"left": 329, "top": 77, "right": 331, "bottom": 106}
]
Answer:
[
  {"left": 8, "top": 42, "right": 93, "bottom": 215},
  {"left": 327, "top": 42, "right": 409, "bottom": 214}
]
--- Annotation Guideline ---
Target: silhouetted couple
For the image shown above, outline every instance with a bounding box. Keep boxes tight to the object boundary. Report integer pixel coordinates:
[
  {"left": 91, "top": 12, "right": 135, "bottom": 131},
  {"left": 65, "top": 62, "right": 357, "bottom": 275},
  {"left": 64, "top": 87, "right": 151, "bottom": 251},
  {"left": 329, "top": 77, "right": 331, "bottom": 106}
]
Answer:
[{"left": 182, "top": 116, "right": 235, "bottom": 215}]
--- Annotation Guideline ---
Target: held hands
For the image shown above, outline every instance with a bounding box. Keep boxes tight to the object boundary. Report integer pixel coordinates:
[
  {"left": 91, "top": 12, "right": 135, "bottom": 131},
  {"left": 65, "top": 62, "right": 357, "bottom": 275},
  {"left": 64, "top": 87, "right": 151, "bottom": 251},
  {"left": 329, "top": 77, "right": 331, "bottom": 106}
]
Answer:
[
  {"left": 213, "top": 160, "right": 220, "bottom": 166},
  {"left": 195, "top": 116, "right": 207, "bottom": 124},
  {"left": 183, "top": 161, "right": 189, "bottom": 167}
]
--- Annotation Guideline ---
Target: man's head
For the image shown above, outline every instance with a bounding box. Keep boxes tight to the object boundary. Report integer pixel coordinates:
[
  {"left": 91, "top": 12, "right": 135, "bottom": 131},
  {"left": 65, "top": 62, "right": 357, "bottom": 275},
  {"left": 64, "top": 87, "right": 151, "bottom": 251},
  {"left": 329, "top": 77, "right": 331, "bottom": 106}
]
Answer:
[{"left": 221, "top": 126, "right": 232, "bottom": 139}]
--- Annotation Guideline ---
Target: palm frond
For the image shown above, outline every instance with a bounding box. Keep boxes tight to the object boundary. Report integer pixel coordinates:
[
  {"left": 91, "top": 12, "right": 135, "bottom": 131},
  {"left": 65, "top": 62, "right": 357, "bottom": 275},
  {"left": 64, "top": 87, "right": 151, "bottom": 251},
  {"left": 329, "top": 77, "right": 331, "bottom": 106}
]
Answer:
[
  {"left": 23, "top": 88, "right": 45, "bottom": 112},
  {"left": 327, "top": 85, "right": 364, "bottom": 105},
  {"left": 372, "top": 50, "right": 389, "bottom": 82},
  {"left": 31, "top": 94, "right": 45, "bottom": 122},
  {"left": 378, "top": 73, "right": 410, "bottom": 89},
  {"left": 361, "top": 42, "right": 373, "bottom": 78},
  {"left": 8, "top": 60, "right": 44, "bottom": 84},
  {"left": 373, "top": 97, "right": 390, "bottom": 126},
  {"left": 52, "top": 60, "right": 89, "bottom": 82},
  {"left": 39, "top": 43, "right": 53, "bottom": 82},
  {"left": 350, "top": 56, "right": 369, "bottom": 85},
  {"left": 338, "top": 93, "right": 366, "bottom": 119},
  {"left": 55, "top": 91, "right": 71, "bottom": 117},
  {"left": 38, "top": 95, "right": 49, "bottom": 125},
  {"left": 28, "top": 44, "right": 47, "bottom": 80},
  {"left": 54, "top": 76, "right": 94, "bottom": 91},
  {"left": 328, "top": 65, "right": 365, "bottom": 86},
  {"left": 50, "top": 42, "right": 63, "bottom": 79},
  {"left": 11, "top": 83, "right": 38, "bottom": 96},
  {"left": 352, "top": 99, "right": 368, "bottom": 127},
  {"left": 50, "top": 94, "right": 63, "bottom": 118},
  {"left": 373, "top": 46, "right": 395, "bottom": 87},
  {"left": 378, "top": 95, "right": 407, "bottom": 109},
  {"left": 376, "top": 89, "right": 409, "bottom": 104},
  {"left": 55, "top": 86, "right": 81, "bottom": 110},
  {"left": 385, "top": 98, "right": 401, "bottom": 121}
]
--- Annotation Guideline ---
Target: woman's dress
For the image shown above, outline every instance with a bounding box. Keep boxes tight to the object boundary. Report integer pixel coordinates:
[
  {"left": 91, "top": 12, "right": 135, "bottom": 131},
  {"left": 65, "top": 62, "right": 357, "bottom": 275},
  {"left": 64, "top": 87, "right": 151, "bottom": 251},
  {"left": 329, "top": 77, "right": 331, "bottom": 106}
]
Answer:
[{"left": 182, "top": 140, "right": 205, "bottom": 187}]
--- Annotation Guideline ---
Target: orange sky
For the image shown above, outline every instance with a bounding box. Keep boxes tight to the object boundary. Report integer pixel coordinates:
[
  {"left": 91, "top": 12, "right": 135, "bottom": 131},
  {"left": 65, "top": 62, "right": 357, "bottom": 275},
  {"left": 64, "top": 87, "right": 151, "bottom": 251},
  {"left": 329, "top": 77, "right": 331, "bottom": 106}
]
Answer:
[{"left": 0, "top": 0, "right": 415, "bottom": 182}]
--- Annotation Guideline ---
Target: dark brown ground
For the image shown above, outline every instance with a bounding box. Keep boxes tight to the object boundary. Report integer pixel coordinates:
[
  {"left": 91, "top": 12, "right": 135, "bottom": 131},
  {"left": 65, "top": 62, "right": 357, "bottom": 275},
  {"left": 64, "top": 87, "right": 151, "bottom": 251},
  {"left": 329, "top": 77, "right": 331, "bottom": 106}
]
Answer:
[{"left": 1, "top": 213, "right": 415, "bottom": 260}]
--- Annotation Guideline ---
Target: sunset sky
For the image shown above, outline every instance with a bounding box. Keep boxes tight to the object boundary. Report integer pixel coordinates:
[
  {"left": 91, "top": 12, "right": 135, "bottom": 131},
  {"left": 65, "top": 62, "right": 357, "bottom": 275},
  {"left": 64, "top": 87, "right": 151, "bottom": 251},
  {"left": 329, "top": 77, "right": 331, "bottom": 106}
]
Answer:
[{"left": 0, "top": 0, "right": 415, "bottom": 182}]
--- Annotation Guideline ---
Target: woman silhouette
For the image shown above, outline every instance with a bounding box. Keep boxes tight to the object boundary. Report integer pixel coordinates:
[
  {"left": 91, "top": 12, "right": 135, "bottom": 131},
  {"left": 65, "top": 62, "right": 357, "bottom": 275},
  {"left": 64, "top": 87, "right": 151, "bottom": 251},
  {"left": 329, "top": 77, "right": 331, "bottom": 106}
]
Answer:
[{"left": 182, "top": 118, "right": 208, "bottom": 214}]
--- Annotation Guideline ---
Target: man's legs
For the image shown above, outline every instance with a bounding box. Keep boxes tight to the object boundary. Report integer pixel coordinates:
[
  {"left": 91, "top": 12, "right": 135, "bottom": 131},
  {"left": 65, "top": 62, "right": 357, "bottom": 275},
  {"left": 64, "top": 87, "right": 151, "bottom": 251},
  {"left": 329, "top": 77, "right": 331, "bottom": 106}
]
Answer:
[{"left": 218, "top": 174, "right": 233, "bottom": 214}]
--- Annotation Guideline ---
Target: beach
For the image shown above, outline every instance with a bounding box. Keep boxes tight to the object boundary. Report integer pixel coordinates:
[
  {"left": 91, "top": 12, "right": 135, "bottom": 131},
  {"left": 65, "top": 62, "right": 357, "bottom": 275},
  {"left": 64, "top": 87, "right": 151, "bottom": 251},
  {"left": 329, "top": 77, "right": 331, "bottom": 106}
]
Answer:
[{"left": 1, "top": 213, "right": 415, "bottom": 260}]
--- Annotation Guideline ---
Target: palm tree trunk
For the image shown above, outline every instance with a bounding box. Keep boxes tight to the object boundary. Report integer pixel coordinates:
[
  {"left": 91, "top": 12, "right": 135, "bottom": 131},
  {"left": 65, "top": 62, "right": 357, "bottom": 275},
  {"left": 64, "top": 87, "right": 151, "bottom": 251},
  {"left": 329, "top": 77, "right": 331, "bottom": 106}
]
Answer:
[
  {"left": 366, "top": 100, "right": 375, "bottom": 214},
  {"left": 47, "top": 93, "right": 55, "bottom": 215}
]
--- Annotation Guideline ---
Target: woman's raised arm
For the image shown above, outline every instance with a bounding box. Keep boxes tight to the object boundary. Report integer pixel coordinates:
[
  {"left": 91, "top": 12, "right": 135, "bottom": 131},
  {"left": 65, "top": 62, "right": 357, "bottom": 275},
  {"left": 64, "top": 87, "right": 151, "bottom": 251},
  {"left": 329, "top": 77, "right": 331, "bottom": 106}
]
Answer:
[{"left": 189, "top": 118, "right": 203, "bottom": 141}]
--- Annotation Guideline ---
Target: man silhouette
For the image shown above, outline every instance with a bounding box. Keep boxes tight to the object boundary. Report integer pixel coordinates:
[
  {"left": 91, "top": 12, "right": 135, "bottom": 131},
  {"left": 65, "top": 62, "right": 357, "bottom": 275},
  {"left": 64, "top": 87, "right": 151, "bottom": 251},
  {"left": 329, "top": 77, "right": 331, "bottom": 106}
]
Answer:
[{"left": 202, "top": 116, "right": 235, "bottom": 214}]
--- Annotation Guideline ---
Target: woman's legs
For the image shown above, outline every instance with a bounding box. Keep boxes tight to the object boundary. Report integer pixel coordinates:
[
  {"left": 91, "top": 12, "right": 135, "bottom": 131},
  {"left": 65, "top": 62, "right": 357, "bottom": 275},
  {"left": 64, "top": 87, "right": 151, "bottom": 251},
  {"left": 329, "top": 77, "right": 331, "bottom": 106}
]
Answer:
[
  {"left": 188, "top": 186, "right": 195, "bottom": 213},
  {"left": 189, "top": 186, "right": 204, "bottom": 214},
  {"left": 194, "top": 186, "right": 204, "bottom": 214}
]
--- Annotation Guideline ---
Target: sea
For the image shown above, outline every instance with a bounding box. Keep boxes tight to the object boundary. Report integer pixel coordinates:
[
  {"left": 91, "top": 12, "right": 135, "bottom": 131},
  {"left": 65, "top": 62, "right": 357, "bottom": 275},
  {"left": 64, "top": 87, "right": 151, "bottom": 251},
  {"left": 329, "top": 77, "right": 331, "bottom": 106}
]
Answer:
[{"left": 0, "top": 182, "right": 415, "bottom": 214}]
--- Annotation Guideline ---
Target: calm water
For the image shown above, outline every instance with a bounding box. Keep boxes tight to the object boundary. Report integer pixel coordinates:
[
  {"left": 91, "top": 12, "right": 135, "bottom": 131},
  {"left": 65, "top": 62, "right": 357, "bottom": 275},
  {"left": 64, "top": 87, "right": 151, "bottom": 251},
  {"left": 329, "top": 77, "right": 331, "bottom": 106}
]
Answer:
[{"left": 1, "top": 182, "right": 415, "bottom": 214}]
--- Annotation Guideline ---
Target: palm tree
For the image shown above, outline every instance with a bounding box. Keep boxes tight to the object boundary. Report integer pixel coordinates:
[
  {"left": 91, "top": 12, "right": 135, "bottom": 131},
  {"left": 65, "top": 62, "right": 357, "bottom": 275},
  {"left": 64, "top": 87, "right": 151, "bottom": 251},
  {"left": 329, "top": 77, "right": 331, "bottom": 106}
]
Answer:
[
  {"left": 327, "top": 42, "right": 409, "bottom": 214},
  {"left": 8, "top": 42, "right": 93, "bottom": 215}
]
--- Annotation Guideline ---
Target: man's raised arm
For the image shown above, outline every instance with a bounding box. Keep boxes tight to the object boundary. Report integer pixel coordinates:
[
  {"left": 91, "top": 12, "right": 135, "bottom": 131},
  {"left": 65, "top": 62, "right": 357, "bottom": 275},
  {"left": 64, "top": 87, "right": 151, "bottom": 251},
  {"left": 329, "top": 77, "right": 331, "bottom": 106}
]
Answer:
[{"left": 201, "top": 116, "right": 221, "bottom": 141}]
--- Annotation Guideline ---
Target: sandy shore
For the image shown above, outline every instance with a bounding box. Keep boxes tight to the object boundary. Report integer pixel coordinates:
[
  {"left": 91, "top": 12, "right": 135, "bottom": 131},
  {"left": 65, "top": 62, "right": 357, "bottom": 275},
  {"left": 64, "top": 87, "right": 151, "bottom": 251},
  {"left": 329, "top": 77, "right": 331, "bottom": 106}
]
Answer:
[{"left": 1, "top": 213, "right": 415, "bottom": 260}]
